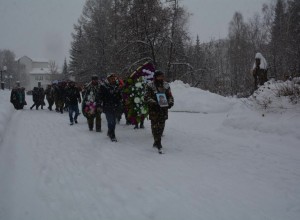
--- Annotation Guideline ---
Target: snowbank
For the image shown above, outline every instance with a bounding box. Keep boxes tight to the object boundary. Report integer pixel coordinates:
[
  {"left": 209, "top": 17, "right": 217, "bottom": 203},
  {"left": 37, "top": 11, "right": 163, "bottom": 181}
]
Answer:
[
  {"left": 222, "top": 103, "right": 300, "bottom": 140},
  {"left": 0, "top": 90, "right": 14, "bottom": 143},
  {"left": 222, "top": 78, "right": 300, "bottom": 140},
  {"left": 0, "top": 80, "right": 300, "bottom": 220},
  {"left": 249, "top": 78, "right": 300, "bottom": 111},
  {"left": 170, "top": 80, "right": 236, "bottom": 113}
]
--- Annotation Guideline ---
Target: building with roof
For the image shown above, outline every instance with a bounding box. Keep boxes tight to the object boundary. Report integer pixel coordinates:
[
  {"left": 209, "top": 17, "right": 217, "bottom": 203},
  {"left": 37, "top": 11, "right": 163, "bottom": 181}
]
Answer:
[{"left": 16, "top": 56, "right": 62, "bottom": 90}]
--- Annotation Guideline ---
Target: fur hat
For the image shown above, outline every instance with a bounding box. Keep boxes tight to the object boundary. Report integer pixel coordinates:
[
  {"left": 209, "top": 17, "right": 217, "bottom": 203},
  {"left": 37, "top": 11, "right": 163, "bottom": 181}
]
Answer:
[
  {"left": 154, "top": 70, "right": 164, "bottom": 78},
  {"left": 91, "top": 75, "right": 98, "bottom": 80}
]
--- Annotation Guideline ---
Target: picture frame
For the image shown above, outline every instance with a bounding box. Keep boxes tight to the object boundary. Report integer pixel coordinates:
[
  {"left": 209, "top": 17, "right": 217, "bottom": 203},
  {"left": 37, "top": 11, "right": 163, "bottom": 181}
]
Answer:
[{"left": 156, "top": 93, "right": 169, "bottom": 107}]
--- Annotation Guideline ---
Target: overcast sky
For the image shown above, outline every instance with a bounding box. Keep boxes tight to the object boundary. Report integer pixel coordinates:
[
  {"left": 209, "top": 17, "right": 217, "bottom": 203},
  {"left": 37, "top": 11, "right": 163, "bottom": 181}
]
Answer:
[{"left": 0, "top": 0, "right": 268, "bottom": 67}]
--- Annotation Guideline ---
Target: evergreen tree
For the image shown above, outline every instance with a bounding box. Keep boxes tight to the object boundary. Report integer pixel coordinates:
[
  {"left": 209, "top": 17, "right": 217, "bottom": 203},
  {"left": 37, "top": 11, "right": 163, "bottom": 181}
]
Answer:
[
  {"left": 286, "top": 0, "right": 300, "bottom": 75},
  {"left": 69, "top": 0, "right": 189, "bottom": 80},
  {"left": 228, "top": 12, "right": 252, "bottom": 95},
  {"left": 69, "top": 24, "right": 88, "bottom": 82},
  {"left": 270, "top": 0, "right": 287, "bottom": 79},
  {"left": 190, "top": 35, "right": 206, "bottom": 89},
  {"left": 0, "top": 50, "right": 20, "bottom": 83},
  {"left": 62, "top": 58, "right": 68, "bottom": 77}
]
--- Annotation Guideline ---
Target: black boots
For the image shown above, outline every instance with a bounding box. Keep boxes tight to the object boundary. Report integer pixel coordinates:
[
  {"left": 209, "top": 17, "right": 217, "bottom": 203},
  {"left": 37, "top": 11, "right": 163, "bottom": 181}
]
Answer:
[
  {"left": 107, "top": 129, "right": 117, "bottom": 142},
  {"left": 153, "top": 140, "right": 163, "bottom": 154},
  {"left": 153, "top": 140, "right": 162, "bottom": 149},
  {"left": 107, "top": 129, "right": 115, "bottom": 138},
  {"left": 140, "top": 121, "right": 144, "bottom": 129},
  {"left": 96, "top": 125, "right": 101, "bottom": 132},
  {"left": 134, "top": 121, "right": 144, "bottom": 129}
]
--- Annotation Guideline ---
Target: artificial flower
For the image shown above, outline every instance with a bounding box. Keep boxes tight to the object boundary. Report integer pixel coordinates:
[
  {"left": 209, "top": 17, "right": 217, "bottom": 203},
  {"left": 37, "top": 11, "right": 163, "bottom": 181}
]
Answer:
[
  {"left": 135, "top": 82, "right": 142, "bottom": 88},
  {"left": 134, "top": 97, "right": 141, "bottom": 103}
]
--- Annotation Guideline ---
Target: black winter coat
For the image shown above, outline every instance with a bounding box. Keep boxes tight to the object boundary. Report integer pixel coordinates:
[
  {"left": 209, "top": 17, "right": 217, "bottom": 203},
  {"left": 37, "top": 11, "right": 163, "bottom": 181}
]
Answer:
[
  {"left": 97, "top": 82, "right": 122, "bottom": 114},
  {"left": 65, "top": 86, "right": 81, "bottom": 105},
  {"left": 32, "top": 87, "right": 45, "bottom": 105}
]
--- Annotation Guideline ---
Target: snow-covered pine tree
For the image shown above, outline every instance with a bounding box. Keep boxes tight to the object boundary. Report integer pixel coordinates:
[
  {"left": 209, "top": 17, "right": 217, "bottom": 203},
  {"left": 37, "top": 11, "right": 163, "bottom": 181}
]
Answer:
[
  {"left": 228, "top": 12, "right": 252, "bottom": 96},
  {"left": 285, "top": 0, "right": 300, "bottom": 76},
  {"left": 69, "top": 24, "right": 89, "bottom": 82},
  {"left": 62, "top": 58, "right": 68, "bottom": 78},
  {"left": 270, "top": 0, "right": 287, "bottom": 80},
  {"left": 69, "top": 0, "right": 190, "bottom": 80}
]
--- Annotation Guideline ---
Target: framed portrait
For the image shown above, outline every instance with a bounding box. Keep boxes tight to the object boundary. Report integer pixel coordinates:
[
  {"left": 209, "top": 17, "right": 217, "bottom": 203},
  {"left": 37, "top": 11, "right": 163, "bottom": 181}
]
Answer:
[{"left": 156, "top": 93, "right": 169, "bottom": 107}]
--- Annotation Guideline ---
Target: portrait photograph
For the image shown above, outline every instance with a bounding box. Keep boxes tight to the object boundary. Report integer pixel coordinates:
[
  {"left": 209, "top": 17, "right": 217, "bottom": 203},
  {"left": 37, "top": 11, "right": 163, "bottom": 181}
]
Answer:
[{"left": 156, "top": 93, "right": 169, "bottom": 107}]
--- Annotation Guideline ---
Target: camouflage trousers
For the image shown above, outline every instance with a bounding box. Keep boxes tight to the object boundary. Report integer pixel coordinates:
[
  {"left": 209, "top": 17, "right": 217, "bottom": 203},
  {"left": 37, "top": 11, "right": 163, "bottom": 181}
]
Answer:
[
  {"left": 87, "top": 113, "right": 102, "bottom": 132},
  {"left": 56, "top": 99, "right": 64, "bottom": 113},
  {"left": 151, "top": 120, "right": 166, "bottom": 142},
  {"left": 47, "top": 99, "right": 54, "bottom": 110}
]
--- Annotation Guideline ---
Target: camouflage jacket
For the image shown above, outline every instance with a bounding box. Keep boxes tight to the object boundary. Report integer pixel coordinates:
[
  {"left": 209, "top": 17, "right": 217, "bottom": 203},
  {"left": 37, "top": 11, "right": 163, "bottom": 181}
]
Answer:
[
  {"left": 145, "top": 81, "right": 174, "bottom": 121},
  {"left": 45, "top": 87, "right": 54, "bottom": 101}
]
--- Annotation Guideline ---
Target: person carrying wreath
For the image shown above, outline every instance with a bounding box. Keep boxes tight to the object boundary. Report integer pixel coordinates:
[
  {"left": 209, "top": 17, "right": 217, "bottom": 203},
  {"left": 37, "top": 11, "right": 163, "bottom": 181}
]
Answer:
[{"left": 82, "top": 75, "right": 102, "bottom": 132}]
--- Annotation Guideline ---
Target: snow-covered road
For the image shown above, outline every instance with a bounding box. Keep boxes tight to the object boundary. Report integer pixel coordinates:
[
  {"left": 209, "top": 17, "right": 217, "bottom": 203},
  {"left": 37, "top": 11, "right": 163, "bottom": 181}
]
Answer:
[{"left": 0, "top": 85, "right": 300, "bottom": 220}]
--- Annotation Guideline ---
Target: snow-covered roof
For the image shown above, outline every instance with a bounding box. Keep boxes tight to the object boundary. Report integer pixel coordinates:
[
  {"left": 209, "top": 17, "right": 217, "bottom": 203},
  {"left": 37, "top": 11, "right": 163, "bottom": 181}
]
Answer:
[
  {"left": 16, "top": 56, "right": 49, "bottom": 63},
  {"left": 29, "top": 67, "right": 51, "bottom": 75},
  {"left": 31, "top": 58, "right": 49, "bottom": 63}
]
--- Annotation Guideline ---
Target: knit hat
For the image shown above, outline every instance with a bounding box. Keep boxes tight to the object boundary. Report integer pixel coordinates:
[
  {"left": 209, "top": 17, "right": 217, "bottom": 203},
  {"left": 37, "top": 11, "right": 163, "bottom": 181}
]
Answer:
[
  {"left": 154, "top": 70, "right": 164, "bottom": 78},
  {"left": 91, "top": 75, "right": 98, "bottom": 80}
]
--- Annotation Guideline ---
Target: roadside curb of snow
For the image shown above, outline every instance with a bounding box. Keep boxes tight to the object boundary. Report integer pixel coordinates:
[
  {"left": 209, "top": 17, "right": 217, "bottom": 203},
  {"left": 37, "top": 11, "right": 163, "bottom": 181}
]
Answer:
[{"left": 0, "top": 91, "right": 14, "bottom": 144}]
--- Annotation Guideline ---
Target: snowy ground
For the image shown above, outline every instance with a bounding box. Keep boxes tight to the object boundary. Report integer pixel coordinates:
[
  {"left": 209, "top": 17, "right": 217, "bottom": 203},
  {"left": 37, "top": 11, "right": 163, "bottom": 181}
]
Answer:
[{"left": 0, "top": 81, "right": 300, "bottom": 220}]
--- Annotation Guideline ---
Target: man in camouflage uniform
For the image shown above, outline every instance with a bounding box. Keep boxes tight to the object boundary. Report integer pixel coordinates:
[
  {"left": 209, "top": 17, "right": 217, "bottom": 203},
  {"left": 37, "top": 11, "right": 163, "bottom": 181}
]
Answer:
[
  {"left": 45, "top": 84, "right": 54, "bottom": 111},
  {"left": 30, "top": 83, "right": 45, "bottom": 110},
  {"left": 145, "top": 70, "right": 174, "bottom": 153},
  {"left": 53, "top": 81, "right": 66, "bottom": 113},
  {"left": 82, "top": 75, "right": 102, "bottom": 132}
]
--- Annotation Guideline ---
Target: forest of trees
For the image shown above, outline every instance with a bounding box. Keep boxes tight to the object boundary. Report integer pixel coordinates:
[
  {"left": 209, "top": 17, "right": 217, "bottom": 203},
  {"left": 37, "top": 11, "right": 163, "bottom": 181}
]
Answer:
[
  {"left": 68, "top": 0, "right": 190, "bottom": 83},
  {"left": 68, "top": 0, "right": 299, "bottom": 96},
  {"left": 1, "top": 0, "right": 299, "bottom": 97}
]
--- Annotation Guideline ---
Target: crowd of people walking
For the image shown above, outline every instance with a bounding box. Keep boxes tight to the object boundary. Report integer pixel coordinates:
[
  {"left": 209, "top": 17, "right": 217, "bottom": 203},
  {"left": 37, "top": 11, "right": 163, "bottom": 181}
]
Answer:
[
  {"left": 9, "top": 70, "right": 174, "bottom": 154},
  {"left": 8, "top": 52, "right": 272, "bottom": 153}
]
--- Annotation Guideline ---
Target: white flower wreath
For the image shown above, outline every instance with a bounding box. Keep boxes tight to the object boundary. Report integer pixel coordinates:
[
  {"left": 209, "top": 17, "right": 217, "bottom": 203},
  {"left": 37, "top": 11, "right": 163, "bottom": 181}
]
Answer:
[
  {"left": 141, "top": 107, "right": 147, "bottom": 114},
  {"left": 134, "top": 97, "right": 141, "bottom": 104},
  {"left": 135, "top": 82, "right": 142, "bottom": 88}
]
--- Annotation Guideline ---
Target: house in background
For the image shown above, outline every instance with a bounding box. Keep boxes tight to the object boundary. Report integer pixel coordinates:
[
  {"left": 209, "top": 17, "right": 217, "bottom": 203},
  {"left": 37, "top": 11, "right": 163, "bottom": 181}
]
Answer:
[{"left": 16, "top": 56, "right": 62, "bottom": 90}]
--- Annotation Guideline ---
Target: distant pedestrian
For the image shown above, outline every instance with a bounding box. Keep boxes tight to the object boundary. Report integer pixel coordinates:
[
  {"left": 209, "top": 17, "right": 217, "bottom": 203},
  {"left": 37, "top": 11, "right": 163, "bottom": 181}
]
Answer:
[
  {"left": 10, "top": 81, "right": 26, "bottom": 110},
  {"left": 45, "top": 84, "right": 54, "bottom": 111},
  {"left": 30, "top": 83, "right": 45, "bottom": 110},
  {"left": 53, "top": 81, "right": 66, "bottom": 113}
]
